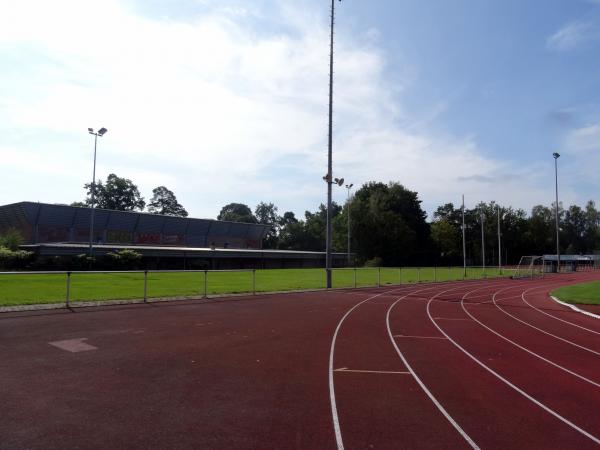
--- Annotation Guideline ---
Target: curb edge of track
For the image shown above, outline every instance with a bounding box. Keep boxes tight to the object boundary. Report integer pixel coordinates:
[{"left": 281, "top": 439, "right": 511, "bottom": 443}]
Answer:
[{"left": 549, "top": 296, "right": 600, "bottom": 320}]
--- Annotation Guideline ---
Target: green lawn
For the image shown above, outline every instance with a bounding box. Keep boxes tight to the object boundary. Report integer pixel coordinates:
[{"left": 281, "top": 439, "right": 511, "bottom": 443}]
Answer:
[
  {"left": 0, "top": 267, "right": 510, "bottom": 307},
  {"left": 552, "top": 281, "right": 600, "bottom": 306}
]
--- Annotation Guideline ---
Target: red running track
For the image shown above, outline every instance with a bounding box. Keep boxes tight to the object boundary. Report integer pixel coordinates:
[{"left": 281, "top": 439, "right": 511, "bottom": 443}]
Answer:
[{"left": 0, "top": 273, "right": 599, "bottom": 449}]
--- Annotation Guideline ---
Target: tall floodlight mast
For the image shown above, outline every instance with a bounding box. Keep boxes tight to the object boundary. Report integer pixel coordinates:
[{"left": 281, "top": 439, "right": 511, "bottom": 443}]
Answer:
[
  {"left": 325, "top": 0, "right": 342, "bottom": 288},
  {"left": 553, "top": 152, "right": 561, "bottom": 272},
  {"left": 88, "top": 127, "right": 108, "bottom": 258},
  {"left": 480, "top": 211, "right": 485, "bottom": 273},
  {"left": 346, "top": 183, "right": 353, "bottom": 265},
  {"left": 462, "top": 195, "right": 467, "bottom": 278},
  {"left": 497, "top": 204, "right": 502, "bottom": 271}
]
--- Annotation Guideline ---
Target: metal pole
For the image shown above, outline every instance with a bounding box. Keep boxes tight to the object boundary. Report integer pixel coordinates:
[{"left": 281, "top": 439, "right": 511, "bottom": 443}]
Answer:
[
  {"left": 481, "top": 212, "right": 485, "bottom": 276},
  {"left": 377, "top": 267, "right": 381, "bottom": 287},
  {"left": 325, "top": 0, "right": 336, "bottom": 289},
  {"left": 462, "top": 195, "right": 467, "bottom": 278},
  {"left": 497, "top": 204, "right": 502, "bottom": 274},
  {"left": 204, "top": 270, "right": 208, "bottom": 298},
  {"left": 346, "top": 184, "right": 352, "bottom": 266},
  {"left": 143, "top": 270, "right": 148, "bottom": 303},
  {"left": 66, "top": 272, "right": 71, "bottom": 308},
  {"left": 434, "top": 266, "right": 437, "bottom": 282},
  {"left": 399, "top": 267, "right": 402, "bottom": 284},
  {"left": 418, "top": 267, "right": 421, "bottom": 283},
  {"left": 353, "top": 267, "right": 357, "bottom": 288},
  {"left": 553, "top": 153, "right": 561, "bottom": 272},
  {"left": 89, "top": 133, "right": 98, "bottom": 258},
  {"left": 252, "top": 269, "right": 256, "bottom": 295}
]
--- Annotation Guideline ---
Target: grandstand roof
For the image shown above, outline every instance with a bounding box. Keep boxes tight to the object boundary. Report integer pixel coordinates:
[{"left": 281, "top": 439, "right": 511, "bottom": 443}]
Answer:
[{"left": 0, "top": 201, "right": 270, "bottom": 249}]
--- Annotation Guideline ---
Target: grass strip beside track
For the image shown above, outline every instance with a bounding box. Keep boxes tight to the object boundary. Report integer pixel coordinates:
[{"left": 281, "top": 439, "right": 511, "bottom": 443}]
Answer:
[
  {"left": 0, "top": 267, "right": 511, "bottom": 307},
  {"left": 551, "top": 281, "right": 600, "bottom": 306}
]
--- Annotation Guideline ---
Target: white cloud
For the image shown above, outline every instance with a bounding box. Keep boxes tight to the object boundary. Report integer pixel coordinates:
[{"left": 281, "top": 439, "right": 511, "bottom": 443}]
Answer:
[
  {"left": 547, "top": 20, "right": 596, "bottom": 51},
  {"left": 0, "top": 0, "right": 556, "bottom": 219}
]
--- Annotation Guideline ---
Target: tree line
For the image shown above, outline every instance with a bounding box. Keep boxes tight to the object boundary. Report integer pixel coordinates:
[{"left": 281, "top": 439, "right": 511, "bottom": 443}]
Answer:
[
  {"left": 70, "top": 175, "right": 600, "bottom": 265},
  {"left": 220, "top": 182, "right": 600, "bottom": 266}
]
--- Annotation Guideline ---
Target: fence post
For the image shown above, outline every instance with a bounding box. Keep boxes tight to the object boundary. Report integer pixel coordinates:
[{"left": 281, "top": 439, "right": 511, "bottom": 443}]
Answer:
[
  {"left": 399, "top": 267, "right": 402, "bottom": 285},
  {"left": 353, "top": 267, "right": 357, "bottom": 289},
  {"left": 378, "top": 267, "right": 381, "bottom": 287},
  {"left": 252, "top": 269, "right": 256, "bottom": 295},
  {"left": 434, "top": 266, "right": 437, "bottom": 282},
  {"left": 418, "top": 267, "right": 421, "bottom": 283},
  {"left": 143, "top": 270, "right": 148, "bottom": 303},
  {"left": 204, "top": 270, "right": 208, "bottom": 298},
  {"left": 65, "top": 272, "right": 71, "bottom": 308}
]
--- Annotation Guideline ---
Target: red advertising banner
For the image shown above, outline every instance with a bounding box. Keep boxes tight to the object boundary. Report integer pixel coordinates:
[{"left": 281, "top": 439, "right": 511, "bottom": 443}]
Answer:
[{"left": 134, "top": 232, "right": 161, "bottom": 245}]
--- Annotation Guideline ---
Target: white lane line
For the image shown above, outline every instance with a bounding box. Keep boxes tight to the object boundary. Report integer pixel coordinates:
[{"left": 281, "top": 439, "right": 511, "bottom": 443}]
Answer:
[
  {"left": 387, "top": 285, "right": 481, "bottom": 450},
  {"left": 394, "top": 334, "right": 447, "bottom": 340},
  {"left": 428, "top": 299, "right": 600, "bottom": 446},
  {"left": 493, "top": 291, "right": 600, "bottom": 356},
  {"left": 520, "top": 290, "right": 600, "bottom": 334},
  {"left": 328, "top": 287, "right": 402, "bottom": 450},
  {"left": 334, "top": 368, "right": 411, "bottom": 375},
  {"left": 329, "top": 283, "right": 450, "bottom": 450},
  {"left": 550, "top": 295, "right": 600, "bottom": 321},
  {"left": 462, "top": 291, "right": 600, "bottom": 388},
  {"left": 433, "top": 317, "right": 472, "bottom": 321}
]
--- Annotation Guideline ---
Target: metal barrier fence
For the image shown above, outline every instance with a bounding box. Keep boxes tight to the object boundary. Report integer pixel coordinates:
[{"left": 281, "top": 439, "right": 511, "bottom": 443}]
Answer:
[{"left": 1, "top": 265, "right": 594, "bottom": 309}]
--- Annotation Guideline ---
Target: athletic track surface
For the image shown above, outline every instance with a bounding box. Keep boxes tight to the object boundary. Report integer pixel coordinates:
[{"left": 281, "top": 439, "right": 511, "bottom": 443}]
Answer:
[{"left": 1, "top": 272, "right": 599, "bottom": 449}]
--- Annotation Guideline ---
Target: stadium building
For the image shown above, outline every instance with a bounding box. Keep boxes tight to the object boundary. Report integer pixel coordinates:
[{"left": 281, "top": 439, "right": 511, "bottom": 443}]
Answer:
[{"left": 0, "top": 202, "right": 348, "bottom": 269}]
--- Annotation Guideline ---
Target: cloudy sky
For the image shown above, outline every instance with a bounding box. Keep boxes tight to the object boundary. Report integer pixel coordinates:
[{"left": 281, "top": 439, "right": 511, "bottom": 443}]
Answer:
[{"left": 1, "top": 0, "right": 600, "bottom": 219}]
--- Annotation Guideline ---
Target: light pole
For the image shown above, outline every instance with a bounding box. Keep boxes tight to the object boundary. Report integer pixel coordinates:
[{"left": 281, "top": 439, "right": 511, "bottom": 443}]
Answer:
[
  {"left": 345, "top": 183, "right": 353, "bottom": 265},
  {"left": 462, "top": 195, "right": 466, "bottom": 277},
  {"left": 88, "top": 127, "right": 107, "bottom": 258},
  {"left": 325, "top": 0, "right": 341, "bottom": 288},
  {"left": 497, "top": 204, "right": 502, "bottom": 270},
  {"left": 553, "top": 152, "right": 561, "bottom": 272},
  {"left": 480, "top": 211, "right": 485, "bottom": 273}
]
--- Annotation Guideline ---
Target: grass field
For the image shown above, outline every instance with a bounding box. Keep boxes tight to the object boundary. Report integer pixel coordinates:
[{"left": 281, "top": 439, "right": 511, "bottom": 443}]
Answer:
[
  {"left": 0, "top": 267, "right": 511, "bottom": 307},
  {"left": 551, "top": 281, "right": 600, "bottom": 306}
]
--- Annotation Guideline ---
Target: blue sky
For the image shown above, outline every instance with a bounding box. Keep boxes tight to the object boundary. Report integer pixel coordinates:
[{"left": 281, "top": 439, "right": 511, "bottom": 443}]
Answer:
[{"left": 1, "top": 0, "right": 599, "bottom": 219}]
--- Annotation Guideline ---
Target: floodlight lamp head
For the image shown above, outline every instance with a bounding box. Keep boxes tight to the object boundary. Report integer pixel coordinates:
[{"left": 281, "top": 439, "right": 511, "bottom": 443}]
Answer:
[
  {"left": 553, "top": 152, "right": 560, "bottom": 159},
  {"left": 88, "top": 128, "right": 94, "bottom": 134},
  {"left": 338, "top": 178, "right": 344, "bottom": 186},
  {"left": 98, "top": 127, "right": 108, "bottom": 136},
  {"left": 347, "top": 183, "right": 353, "bottom": 189}
]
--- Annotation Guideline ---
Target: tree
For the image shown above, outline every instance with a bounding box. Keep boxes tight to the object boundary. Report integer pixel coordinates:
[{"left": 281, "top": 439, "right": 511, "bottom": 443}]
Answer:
[
  {"left": 148, "top": 186, "right": 188, "bottom": 217},
  {"left": 350, "top": 182, "right": 430, "bottom": 266},
  {"left": 0, "top": 228, "right": 25, "bottom": 251},
  {"left": 431, "top": 219, "right": 461, "bottom": 262},
  {"left": 217, "top": 203, "right": 257, "bottom": 223},
  {"left": 83, "top": 173, "right": 145, "bottom": 211},
  {"left": 277, "top": 204, "right": 342, "bottom": 251},
  {"left": 255, "top": 202, "right": 280, "bottom": 248}
]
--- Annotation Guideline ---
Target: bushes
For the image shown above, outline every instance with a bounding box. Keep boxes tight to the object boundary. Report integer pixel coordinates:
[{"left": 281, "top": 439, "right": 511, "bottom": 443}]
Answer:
[
  {"left": 105, "top": 249, "right": 142, "bottom": 270},
  {"left": 0, "top": 246, "right": 34, "bottom": 270}
]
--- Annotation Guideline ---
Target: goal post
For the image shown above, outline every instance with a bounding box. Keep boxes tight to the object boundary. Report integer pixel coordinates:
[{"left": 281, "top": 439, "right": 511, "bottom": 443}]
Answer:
[{"left": 512, "top": 255, "right": 544, "bottom": 279}]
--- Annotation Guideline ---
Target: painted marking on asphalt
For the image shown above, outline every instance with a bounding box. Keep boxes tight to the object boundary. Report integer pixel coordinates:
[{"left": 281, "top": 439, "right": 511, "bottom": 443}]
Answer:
[
  {"left": 394, "top": 334, "right": 447, "bottom": 340},
  {"left": 334, "top": 368, "right": 410, "bottom": 375},
  {"left": 433, "top": 317, "right": 472, "bottom": 321},
  {"left": 49, "top": 338, "right": 98, "bottom": 353}
]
